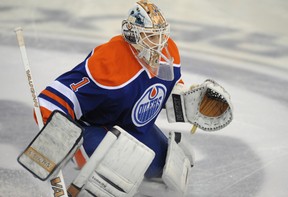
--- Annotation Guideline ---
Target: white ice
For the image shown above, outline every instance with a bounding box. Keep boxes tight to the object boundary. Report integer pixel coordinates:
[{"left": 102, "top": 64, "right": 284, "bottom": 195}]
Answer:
[{"left": 1, "top": 0, "right": 288, "bottom": 196}]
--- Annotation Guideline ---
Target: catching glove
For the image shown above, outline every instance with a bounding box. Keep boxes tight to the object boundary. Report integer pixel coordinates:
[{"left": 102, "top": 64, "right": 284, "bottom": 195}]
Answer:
[{"left": 166, "top": 79, "right": 233, "bottom": 131}]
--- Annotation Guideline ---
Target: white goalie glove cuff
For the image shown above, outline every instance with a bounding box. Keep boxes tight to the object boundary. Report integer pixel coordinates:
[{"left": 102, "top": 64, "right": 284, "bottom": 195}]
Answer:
[
  {"left": 166, "top": 79, "right": 233, "bottom": 131},
  {"left": 165, "top": 82, "right": 189, "bottom": 122}
]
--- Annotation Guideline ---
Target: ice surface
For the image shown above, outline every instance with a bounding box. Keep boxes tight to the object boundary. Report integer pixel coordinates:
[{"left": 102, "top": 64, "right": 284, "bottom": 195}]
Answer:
[{"left": 1, "top": 0, "right": 288, "bottom": 196}]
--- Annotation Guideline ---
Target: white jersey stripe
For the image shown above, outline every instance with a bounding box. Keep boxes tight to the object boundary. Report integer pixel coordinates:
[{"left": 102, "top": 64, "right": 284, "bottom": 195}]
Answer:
[
  {"left": 48, "top": 80, "right": 83, "bottom": 119},
  {"left": 38, "top": 97, "right": 65, "bottom": 114}
]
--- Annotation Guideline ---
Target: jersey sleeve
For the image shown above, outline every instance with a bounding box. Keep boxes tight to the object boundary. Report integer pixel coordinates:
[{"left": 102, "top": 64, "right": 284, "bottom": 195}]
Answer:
[
  {"left": 36, "top": 37, "right": 132, "bottom": 124},
  {"left": 36, "top": 57, "right": 106, "bottom": 123}
]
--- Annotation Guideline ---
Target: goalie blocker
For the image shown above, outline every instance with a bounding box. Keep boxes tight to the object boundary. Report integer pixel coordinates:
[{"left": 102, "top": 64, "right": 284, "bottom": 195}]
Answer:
[
  {"left": 166, "top": 79, "right": 233, "bottom": 131},
  {"left": 18, "top": 110, "right": 83, "bottom": 181}
]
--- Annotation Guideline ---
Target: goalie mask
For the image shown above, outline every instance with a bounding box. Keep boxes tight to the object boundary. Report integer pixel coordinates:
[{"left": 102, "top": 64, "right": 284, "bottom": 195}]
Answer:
[{"left": 122, "top": 0, "right": 174, "bottom": 81}]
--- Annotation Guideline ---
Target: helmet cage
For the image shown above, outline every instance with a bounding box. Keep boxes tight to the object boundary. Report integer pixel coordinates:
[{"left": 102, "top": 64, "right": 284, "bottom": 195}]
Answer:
[
  {"left": 137, "top": 25, "right": 170, "bottom": 54},
  {"left": 122, "top": 20, "right": 170, "bottom": 52}
]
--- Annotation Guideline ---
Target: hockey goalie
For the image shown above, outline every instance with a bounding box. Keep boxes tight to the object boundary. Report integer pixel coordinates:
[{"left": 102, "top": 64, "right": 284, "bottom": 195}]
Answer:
[{"left": 17, "top": 0, "right": 233, "bottom": 196}]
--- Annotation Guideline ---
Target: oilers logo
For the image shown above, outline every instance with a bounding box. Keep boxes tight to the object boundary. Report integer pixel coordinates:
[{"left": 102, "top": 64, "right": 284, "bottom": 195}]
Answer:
[{"left": 132, "top": 84, "right": 167, "bottom": 127}]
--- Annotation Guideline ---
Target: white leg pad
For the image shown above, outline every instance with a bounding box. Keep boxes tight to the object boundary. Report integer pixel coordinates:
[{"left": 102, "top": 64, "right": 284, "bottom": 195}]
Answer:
[
  {"left": 136, "top": 178, "right": 181, "bottom": 197},
  {"left": 175, "top": 132, "right": 195, "bottom": 167},
  {"left": 78, "top": 126, "right": 155, "bottom": 197},
  {"left": 72, "top": 131, "right": 119, "bottom": 189},
  {"left": 162, "top": 132, "right": 192, "bottom": 195}
]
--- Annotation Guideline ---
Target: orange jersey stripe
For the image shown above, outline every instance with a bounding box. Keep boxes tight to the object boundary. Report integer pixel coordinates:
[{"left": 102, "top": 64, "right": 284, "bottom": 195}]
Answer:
[
  {"left": 41, "top": 89, "right": 75, "bottom": 120},
  {"left": 74, "top": 149, "right": 87, "bottom": 169},
  {"left": 33, "top": 106, "right": 52, "bottom": 125}
]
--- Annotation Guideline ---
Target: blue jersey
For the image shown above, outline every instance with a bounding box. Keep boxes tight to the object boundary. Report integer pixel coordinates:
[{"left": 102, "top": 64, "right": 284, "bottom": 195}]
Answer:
[{"left": 38, "top": 35, "right": 182, "bottom": 135}]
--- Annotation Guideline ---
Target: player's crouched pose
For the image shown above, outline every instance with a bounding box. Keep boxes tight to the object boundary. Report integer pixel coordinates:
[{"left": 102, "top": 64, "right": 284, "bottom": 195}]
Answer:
[{"left": 18, "top": 0, "right": 233, "bottom": 196}]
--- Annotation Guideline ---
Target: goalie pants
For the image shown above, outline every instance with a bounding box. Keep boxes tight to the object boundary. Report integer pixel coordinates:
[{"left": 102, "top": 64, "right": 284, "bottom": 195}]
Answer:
[{"left": 75, "top": 124, "right": 168, "bottom": 178}]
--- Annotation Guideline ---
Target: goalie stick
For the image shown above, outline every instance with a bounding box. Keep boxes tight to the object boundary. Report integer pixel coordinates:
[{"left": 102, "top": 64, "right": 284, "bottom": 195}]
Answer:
[{"left": 14, "top": 27, "right": 69, "bottom": 197}]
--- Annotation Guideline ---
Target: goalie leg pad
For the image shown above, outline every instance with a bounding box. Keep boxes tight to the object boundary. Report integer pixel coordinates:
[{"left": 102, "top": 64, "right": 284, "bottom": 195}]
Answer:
[
  {"left": 175, "top": 132, "right": 195, "bottom": 167},
  {"left": 162, "top": 132, "right": 192, "bottom": 195},
  {"left": 78, "top": 126, "right": 155, "bottom": 197},
  {"left": 136, "top": 178, "right": 182, "bottom": 197},
  {"left": 18, "top": 110, "right": 83, "bottom": 180},
  {"left": 68, "top": 129, "right": 120, "bottom": 197}
]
